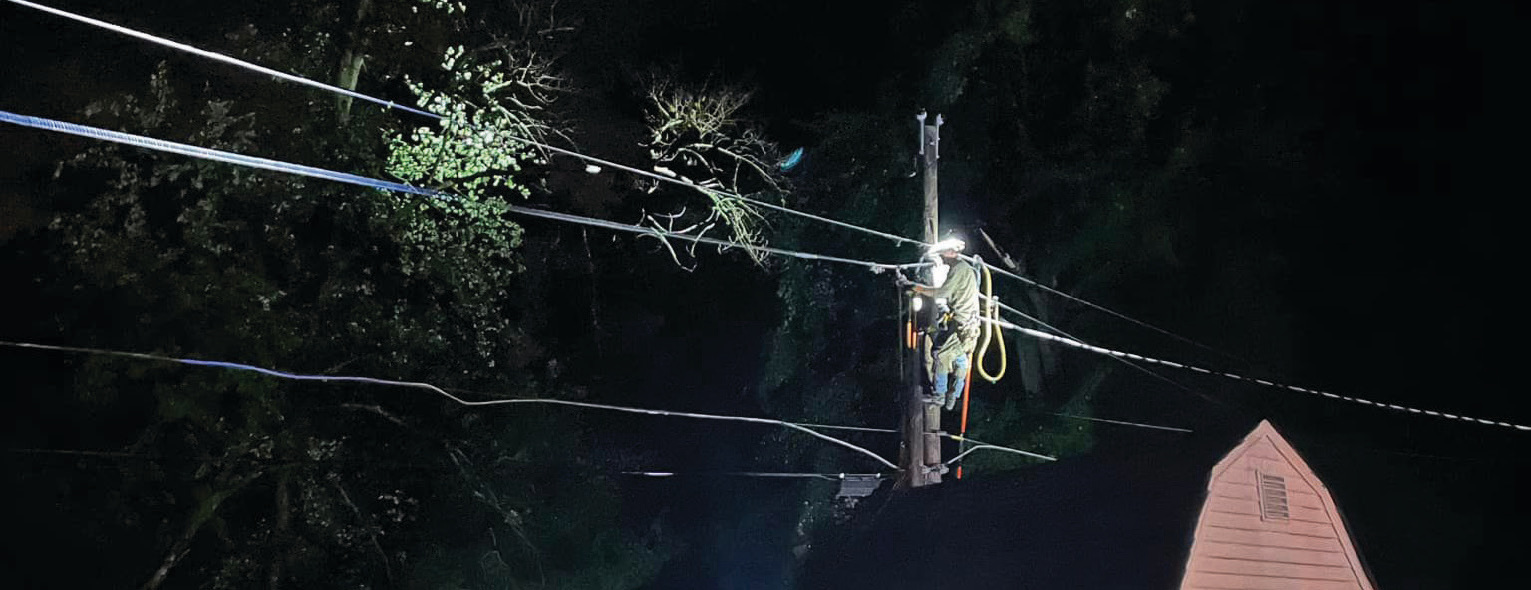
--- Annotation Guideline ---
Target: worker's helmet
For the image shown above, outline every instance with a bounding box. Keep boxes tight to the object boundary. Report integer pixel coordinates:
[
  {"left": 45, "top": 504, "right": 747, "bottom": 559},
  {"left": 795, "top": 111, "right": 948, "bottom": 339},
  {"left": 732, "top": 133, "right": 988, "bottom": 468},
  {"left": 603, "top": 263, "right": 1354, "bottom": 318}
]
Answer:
[{"left": 927, "top": 237, "right": 966, "bottom": 257}]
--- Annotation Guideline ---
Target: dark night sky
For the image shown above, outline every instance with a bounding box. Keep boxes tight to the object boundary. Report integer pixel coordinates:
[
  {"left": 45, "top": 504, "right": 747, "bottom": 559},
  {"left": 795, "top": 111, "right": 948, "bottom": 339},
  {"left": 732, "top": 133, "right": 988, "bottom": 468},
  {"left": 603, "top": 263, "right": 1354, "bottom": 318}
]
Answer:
[
  {"left": 591, "top": 0, "right": 1528, "bottom": 430},
  {"left": 3, "top": 0, "right": 1528, "bottom": 588},
  {"left": 579, "top": 0, "right": 1531, "bottom": 457}
]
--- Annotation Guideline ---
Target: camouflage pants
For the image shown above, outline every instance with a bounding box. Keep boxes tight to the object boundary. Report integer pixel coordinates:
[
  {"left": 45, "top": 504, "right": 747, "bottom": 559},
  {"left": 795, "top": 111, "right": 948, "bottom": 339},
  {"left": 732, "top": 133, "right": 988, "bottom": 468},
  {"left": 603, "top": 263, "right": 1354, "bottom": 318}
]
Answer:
[{"left": 928, "top": 320, "right": 981, "bottom": 400}]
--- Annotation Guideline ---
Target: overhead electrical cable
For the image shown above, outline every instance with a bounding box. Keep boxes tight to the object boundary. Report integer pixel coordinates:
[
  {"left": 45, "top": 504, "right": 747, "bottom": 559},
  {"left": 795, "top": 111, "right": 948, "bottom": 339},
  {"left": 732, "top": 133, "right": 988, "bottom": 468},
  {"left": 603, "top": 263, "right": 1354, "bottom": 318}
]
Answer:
[
  {"left": 10, "top": 0, "right": 1407, "bottom": 437},
  {"left": 901, "top": 254, "right": 1239, "bottom": 398},
  {"left": 805, "top": 398, "right": 1188, "bottom": 446},
  {"left": 981, "top": 292, "right": 1234, "bottom": 411},
  {"left": 0, "top": 110, "right": 912, "bottom": 271},
  {"left": 16, "top": 0, "right": 1247, "bottom": 377},
  {"left": 963, "top": 251, "right": 1242, "bottom": 364},
  {"left": 807, "top": 376, "right": 1194, "bottom": 435},
  {"left": 975, "top": 318, "right": 1531, "bottom": 432},
  {"left": 11, "top": 0, "right": 1251, "bottom": 370},
  {"left": 0, "top": 339, "right": 1062, "bottom": 465},
  {"left": 1042, "top": 412, "right": 1193, "bottom": 433},
  {"left": 4, "top": 0, "right": 926, "bottom": 249},
  {"left": 621, "top": 471, "right": 885, "bottom": 481},
  {"left": 4, "top": 450, "right": 893, "bottom": 480},
  {"left": 0, "top": 340, "right": 895, "bottom": 469},
  {"left": 793, "top": 423, "right": 901, "bottom": 435},
  {"left": 0, "top": 116, "right": 1069, "bottom": 460},
  {"left": 807, "top": 412, "right": 1186, "bottom": 436},
  {"left": 520, "top": 144, "right": 928, "bottom": 248},
  {"left": 943, "top": 436, "right": 1055, "bottom": 463},
  {"left": 3, "top": 0, "right": 437, "bottom": 119},
  {"left": 945, "top": 443, "right": 1046, "bottom": 468}
]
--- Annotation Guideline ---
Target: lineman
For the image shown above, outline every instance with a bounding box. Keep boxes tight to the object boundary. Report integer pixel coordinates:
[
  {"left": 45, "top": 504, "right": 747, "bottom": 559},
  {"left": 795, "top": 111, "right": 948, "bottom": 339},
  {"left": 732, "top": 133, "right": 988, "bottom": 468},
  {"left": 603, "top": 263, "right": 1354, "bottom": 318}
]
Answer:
[{"left": 903, "top": 238, "right": 981, "bottom": 411}]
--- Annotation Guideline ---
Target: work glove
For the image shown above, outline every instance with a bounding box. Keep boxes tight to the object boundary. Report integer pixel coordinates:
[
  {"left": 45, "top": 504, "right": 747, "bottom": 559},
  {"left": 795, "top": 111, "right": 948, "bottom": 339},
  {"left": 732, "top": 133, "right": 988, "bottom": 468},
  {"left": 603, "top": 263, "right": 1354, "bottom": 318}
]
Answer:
[{"left": 894, "top": 274, "right": 913, "bottom": 288}]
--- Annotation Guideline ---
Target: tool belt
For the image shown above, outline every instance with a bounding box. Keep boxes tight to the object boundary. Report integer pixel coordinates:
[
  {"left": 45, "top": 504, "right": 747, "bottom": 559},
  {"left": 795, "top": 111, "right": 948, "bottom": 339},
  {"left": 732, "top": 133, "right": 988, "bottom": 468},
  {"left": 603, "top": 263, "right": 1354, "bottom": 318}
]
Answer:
[
  {"left": 940, "top": 312, "right": 979, "bottom": 331},
  {"left": 937, "top": 313, "right": 981, "bottom": 341}
]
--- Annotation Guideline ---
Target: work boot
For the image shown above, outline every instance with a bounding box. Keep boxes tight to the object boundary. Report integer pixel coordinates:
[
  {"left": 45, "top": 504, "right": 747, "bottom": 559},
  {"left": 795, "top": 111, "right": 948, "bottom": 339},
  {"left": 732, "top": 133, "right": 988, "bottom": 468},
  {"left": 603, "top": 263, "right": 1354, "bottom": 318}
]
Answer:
[
  {"left": 922, "top": 394, "right": 946, "bottom": 406},
  {"left": 944, "top": 396, "right": 959, "bottom": 411}
]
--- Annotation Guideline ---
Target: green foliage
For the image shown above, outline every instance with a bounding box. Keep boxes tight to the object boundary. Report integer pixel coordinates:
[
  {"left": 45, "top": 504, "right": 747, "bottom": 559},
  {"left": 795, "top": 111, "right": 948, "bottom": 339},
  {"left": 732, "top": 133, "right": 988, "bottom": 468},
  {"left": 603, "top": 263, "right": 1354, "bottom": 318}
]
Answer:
[
  {"left": 418, "top": 0, "right": 470, "bottom": 15},
  {"left": 388, "top": 45, "right": 544, "bottom": 200},
  {"left": 10, "top": 2, "right": 668, "bottom": 583}
]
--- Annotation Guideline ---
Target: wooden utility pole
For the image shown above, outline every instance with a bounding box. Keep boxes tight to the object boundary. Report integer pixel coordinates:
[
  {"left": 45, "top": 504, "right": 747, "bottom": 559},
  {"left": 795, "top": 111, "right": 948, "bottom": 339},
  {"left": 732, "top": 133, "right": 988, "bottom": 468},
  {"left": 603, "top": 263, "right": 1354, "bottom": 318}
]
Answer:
[{"left": 902, "top": 112, "right": 945, "bottom": 487}]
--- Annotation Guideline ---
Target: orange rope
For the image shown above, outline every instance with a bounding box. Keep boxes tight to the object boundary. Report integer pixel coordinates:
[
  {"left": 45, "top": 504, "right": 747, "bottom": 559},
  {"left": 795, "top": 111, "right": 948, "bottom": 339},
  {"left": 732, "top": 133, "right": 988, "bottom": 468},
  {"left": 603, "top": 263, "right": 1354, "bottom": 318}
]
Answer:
[{"left": 956, "top": 364, "right": 973, "bottom": 479}]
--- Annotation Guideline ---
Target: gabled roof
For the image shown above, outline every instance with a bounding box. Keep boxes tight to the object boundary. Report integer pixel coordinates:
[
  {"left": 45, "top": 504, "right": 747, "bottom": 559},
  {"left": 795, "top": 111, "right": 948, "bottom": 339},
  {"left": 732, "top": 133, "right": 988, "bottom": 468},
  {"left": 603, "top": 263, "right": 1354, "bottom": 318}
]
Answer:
[
  {"left": 1183, "top": 421, "right": 1376, "bottom": 590},
  {"left": 800, "top": 420, "right": 1360, "bottom": 590}
]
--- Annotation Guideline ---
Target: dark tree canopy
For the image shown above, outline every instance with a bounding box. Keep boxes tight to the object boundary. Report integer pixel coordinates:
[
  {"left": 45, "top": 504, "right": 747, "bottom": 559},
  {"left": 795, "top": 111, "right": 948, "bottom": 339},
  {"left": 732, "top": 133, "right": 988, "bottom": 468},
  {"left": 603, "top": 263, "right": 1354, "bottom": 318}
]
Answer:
[{"left": 1, "top": 0, "right": 1523, "bottom": 589}]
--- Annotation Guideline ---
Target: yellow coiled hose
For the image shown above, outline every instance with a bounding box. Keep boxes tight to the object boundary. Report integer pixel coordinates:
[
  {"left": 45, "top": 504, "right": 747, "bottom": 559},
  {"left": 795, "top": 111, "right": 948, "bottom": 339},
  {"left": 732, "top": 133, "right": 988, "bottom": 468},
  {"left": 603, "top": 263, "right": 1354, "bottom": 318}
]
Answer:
[{"left": 975, "top": 262, "right": 1006, "bottom": 383}]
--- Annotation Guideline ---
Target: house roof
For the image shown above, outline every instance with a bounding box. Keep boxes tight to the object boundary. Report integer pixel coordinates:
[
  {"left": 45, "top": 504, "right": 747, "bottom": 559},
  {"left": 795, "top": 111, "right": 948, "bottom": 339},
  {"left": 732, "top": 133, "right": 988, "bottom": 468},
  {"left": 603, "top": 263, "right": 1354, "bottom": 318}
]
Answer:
[{"left": 799, "top": 422, "right": 1267, "bottom": 590}]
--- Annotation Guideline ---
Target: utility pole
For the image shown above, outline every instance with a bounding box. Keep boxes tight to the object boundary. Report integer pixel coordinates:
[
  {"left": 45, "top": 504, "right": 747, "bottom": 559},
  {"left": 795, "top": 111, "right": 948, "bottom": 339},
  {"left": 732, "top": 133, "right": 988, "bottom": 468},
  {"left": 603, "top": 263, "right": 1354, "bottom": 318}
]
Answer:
[{"left": 901, "top": 111, "right": 945, "bottom": 488}]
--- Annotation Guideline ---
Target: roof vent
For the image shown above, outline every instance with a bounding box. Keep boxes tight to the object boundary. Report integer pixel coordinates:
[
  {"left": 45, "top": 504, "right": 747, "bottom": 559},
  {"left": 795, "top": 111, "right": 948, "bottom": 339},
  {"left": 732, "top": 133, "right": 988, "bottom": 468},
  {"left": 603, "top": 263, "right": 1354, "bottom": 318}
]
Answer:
[{"left": 1257, "top": 472, "right": 1290, "bottom": 521}]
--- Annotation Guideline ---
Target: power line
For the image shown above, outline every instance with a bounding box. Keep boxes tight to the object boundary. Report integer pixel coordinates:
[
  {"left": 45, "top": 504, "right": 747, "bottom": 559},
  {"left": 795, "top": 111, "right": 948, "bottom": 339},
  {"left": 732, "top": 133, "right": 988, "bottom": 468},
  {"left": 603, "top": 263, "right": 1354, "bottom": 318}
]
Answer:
[
  {"left": 901, "top": 255, "right": 1244, "bottom": 402},
  {"left": 0, "top": 340, "right": 895, "bottom": 470},
  {"left": 2, "top": 449, "right": 895, "bottom": 480},
  {"left": 944, "top": 443, "right": 1047, "bottom": 467},
  {"left": 815, "top": 380, "right": 1190, "bottom": 437},
  {"left": 0, "top": 110, "right": 909, "bottom": 272},
  {"left": 3, "top": 0, "right": 436, "bottom": 119},
  {"left": 805, "top": 408, "right": 1189, "bottom": 437},
  {"left": 944, "top": 436, "right": 1054, "bottom": 462},
  {"left": 527, "top": 144, "right": 927, "bottom": 248},
  {"left": 0, "top": 116, "right": 1070, "bottom": 461},
  {"left": 805, "top": 424, "right": 1057, "bottom": 462},
  {"left": 967, "top": 254, "right": 1237, "bottom": 363},
  {"left": 621, "top": 471, "right": 885, "bottom": 481},
  {"left": 5, "top": 0, "right": 926, "bottom": 249},
  {"left": 15, "top": 0, "right": 1246, "bottom": 386},
  {"left": 435, "top": 400, "right": 1054, "bottom": 462},
  {"left": 0, "top": 339, "right": 1065, "bottom": 466},
  {"left": 982, "top": 291, "right": 1235, "bottom": 412},
  {"left": 9, "top": 0, "right": 1273, "bottom": 406},
  {"left": 794, "top": 423, "right": 901, "bottom": 435},
  {"left": 977, "top": 317, "right": 1531, "bottom": 432},
  {"left": 1037, "top": 412, "right": 1192, "bottom": 434},
  {"left": 4, "top": 0, "right": 1348, "bottom": 439}
]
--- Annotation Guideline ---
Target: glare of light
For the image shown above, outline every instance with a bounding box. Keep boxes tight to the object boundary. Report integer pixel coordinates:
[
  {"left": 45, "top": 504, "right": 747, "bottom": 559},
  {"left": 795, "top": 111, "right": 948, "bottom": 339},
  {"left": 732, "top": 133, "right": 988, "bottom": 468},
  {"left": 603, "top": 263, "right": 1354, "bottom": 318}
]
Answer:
[
  {"left": 926, "top": 238, "right": 966, "bottom": 257},
  {"left": 912, "top": 296, "right": 923, "bottom": 312},
  {"left": 585, "top": 164, "right": 602, "bottom": 174}
]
